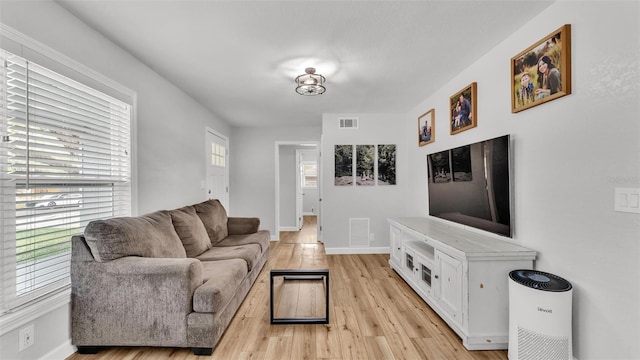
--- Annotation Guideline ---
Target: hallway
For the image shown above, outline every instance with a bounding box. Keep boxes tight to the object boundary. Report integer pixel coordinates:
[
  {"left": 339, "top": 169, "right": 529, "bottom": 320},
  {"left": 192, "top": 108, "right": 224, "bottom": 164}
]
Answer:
[{"left": 279, "top": 215, "right": 318, "bottom": 244}]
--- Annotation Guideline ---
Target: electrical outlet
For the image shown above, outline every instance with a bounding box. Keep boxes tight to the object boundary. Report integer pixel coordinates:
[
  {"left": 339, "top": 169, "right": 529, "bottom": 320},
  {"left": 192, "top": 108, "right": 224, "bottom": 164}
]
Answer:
[{"left": 19, "top": 324, "right": 34, "bottom": 351}]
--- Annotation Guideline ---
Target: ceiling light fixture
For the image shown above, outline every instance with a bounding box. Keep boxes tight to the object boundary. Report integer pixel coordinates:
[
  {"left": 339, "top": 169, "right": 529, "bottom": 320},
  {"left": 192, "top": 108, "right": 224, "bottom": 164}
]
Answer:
[{"left": 295, "top": 67, "right": 326, "bottom": 95}]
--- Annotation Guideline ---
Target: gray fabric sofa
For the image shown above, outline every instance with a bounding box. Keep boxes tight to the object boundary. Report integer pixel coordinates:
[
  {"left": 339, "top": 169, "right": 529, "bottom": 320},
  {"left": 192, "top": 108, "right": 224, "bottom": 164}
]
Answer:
[{"left": 71, "top": 199, "right": 270, "bottom": 355}]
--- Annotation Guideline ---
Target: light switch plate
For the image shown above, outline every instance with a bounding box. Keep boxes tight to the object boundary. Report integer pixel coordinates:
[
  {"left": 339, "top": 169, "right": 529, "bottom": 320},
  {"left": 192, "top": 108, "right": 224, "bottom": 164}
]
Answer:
[{"left": 615, "top": 188, "right": 640, "bottom": 213}]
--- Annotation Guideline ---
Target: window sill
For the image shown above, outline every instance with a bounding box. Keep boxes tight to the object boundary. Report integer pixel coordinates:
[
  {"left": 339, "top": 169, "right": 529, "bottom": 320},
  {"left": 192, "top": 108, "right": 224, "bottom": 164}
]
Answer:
[{"left": 0, "top": 287, "right": 71, "bottom": 336}]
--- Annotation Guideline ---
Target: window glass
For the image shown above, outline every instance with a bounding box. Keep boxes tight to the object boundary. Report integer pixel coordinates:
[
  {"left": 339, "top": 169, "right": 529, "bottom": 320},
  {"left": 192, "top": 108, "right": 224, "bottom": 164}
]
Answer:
[{"left": 302, "top": 162, "right": 317, "bottom": 188}]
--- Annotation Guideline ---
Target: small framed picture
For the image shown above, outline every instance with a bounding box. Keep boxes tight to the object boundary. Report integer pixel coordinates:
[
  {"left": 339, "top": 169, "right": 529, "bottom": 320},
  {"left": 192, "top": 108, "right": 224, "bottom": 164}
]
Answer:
[
  {"left": 450, "top": 82, "right": 477, "bottom": 135},
  {"left": 511, "top": 24, "right": 571, "bottom": 113},
  {"left": 418, "top": 108, "right": 435, "bottom": 146}
]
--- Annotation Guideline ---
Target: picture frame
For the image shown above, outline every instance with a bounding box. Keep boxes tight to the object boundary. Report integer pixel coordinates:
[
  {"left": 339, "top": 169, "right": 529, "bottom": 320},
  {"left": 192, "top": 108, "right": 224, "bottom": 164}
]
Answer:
[
  {"left": 450, "top": 82, "right": 477, "bottom": 135},
  {"left": 418, "top": 108, "right": 435, "bottom": 146},
  {"left": 377, "top": 144, "right": 396, "bottom": 185},
  {"left": 511, "top": 24, "right": 571, "bottom": 113},
  {"left": 355, "top": 145, "right": 375, "bottom": 186},
  {"left": 334, "top": 145, "right": 353, "bottom": 186}
]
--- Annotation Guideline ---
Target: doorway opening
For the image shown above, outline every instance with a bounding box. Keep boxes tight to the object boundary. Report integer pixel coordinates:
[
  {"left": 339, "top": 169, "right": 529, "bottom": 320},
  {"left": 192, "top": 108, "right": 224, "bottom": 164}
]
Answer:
[{"left": 275, "top": 141, "right": 321, "bottom": 243}]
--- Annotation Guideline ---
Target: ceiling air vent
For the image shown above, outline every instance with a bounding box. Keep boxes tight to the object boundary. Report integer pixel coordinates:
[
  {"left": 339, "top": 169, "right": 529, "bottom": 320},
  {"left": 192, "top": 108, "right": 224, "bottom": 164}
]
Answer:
[{"left": 339, "top": 117, "right": 358, "bottom": 129}]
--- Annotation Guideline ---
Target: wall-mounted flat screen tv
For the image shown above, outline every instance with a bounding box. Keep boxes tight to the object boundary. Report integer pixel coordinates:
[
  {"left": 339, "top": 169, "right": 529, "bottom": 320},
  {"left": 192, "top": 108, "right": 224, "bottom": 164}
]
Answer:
[{"left": 426, "top": 135, "right": 512, "bottom": 237}]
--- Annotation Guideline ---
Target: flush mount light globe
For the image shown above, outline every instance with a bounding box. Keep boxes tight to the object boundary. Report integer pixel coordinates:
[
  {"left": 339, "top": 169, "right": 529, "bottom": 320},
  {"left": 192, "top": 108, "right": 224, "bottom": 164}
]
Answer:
[{"left": 295, "top": 67, "right": 326, "bottom": 95}]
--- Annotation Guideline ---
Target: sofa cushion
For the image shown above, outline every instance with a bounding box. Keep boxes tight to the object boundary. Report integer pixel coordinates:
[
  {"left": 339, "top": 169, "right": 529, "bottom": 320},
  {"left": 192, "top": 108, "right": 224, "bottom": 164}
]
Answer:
[
  {"left": 227, "top": 217, "right": 260, "bottom": 235},
  {"left": 84, "top": 210, "right": 186, "bottom": 262},
  {"left": 193, "top": 199, "right": 228, "bottom": 245},
  {"left": 169, "top": 206, "right": 212, "bottom": 257},
  {"left": 193, "top": 258, "right": 247, "bottom": 313},
  {"left": 196, "top": 244, "right": 262, "bottom": 271},
  {"left": 216, "top": 230, "right": 270, "bottom": 253}
]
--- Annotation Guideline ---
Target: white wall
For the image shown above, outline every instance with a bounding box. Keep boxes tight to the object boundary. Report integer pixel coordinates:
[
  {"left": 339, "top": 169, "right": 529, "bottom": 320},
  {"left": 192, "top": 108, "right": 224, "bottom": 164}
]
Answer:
[
  {"left": 321, "top": 114, "right": 406, "bottom": 253},
  {"left": 404, "top": 2, "right": 640, "bottom": 359},
  {"left": 303, "top": 188, "right": 319, "bottom": 215},
  {"left": 0, "top": 2, "right": 230, "bottom": 359},
  {"left": 230, "top": 126, "right": 321, "bottom": 238}
]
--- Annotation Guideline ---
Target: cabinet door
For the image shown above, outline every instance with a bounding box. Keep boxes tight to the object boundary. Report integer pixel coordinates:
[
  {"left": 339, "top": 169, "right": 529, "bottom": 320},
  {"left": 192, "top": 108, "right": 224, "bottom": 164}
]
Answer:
[
  {"left": 390, "top": 226, "right": 403, "bottom": 266},
  {"left": 402, "top": 246, "right": 416, "bottom": 279},
  {"left": 435, "top": 250, "right": 463, "bottom": 325},
  {"left": 415, "top": 254, "right": 433, "bottom": 298}
]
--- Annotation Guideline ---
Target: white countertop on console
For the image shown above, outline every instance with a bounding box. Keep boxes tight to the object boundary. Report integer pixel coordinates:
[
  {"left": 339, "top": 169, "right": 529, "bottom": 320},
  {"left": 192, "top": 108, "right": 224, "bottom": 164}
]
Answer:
[{"left": 388, "top": 217, "right": 536, "bottom": 259}]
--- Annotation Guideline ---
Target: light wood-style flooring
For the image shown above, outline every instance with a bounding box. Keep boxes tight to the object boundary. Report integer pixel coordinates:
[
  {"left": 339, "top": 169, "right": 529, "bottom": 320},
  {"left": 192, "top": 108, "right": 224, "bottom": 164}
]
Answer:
[{"left": 67, "top": 216, "right": 507, "bottom": 360}]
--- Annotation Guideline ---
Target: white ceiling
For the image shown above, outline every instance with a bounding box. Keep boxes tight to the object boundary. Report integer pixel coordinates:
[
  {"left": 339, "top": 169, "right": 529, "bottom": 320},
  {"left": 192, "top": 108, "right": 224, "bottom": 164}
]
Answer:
[{"left": 57, "top": 0, "right": 554, "bottom": 128}]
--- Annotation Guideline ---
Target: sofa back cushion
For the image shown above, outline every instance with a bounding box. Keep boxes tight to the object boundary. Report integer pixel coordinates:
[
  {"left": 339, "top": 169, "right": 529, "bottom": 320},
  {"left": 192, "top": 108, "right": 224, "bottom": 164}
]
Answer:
[
  {"left": 169, "top": 205, "right": 212, "bottom": 257},
  {"left": 193, "top": 199, "right": 228, "bottom": 245},
  {"left": 84, "top": 210, "right": 187, "bottom": 262}
]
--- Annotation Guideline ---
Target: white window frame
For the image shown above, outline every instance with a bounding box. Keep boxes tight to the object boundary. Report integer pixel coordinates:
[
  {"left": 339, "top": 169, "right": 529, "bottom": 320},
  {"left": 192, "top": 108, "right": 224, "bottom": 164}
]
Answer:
[{"left": 0, "top": 24, "right": 137, "bottom": 335}]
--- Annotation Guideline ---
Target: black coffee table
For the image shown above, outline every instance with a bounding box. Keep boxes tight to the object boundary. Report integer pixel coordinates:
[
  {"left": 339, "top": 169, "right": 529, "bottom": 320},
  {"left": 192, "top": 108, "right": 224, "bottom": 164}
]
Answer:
[{"left": 269, "top": 268, "right": 329, "bottom": 324}]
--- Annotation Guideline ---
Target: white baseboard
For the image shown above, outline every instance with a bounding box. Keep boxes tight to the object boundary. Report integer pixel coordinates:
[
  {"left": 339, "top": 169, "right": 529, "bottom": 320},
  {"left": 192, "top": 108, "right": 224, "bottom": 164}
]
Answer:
[
  {"left": 325, "top": 247, "right": 390, "bottom": 255},
  {"left": 41, "top": 339, "right": 75, "bottom": 360}
]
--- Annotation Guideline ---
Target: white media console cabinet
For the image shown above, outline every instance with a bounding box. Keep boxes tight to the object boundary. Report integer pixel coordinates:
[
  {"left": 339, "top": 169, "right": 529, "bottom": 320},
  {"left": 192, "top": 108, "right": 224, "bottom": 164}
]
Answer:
[{"left": 388, "top": 217, "right": 536, "bottom": 350}]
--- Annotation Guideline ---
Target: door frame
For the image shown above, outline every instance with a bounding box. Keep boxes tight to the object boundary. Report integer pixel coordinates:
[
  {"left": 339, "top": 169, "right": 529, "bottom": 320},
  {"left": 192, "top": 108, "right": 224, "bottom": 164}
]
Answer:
[
  {"left": 205, "top": 127, "right": 229, "bottom": 212},
  {"left": 274, "top": 140, "right": 320, "bottom": 240},
  {"left": 295, "top": 149, "right": 304, "bottom": 230}
]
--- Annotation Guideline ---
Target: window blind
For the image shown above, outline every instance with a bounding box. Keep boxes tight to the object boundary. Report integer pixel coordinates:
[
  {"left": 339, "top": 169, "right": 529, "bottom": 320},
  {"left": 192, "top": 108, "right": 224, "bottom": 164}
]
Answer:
[{"left": 0, "top": 49, "right": 131, "bottom": 312}]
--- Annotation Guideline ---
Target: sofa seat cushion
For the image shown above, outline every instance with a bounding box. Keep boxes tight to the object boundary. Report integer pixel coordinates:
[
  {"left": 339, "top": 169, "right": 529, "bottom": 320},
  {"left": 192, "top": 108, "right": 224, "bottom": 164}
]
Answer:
[
  {"left": 169, "top": 205, "right": 211, "bottom": 257},
  {"left": 194, "top": 199, "right": 229, "bottom": 245},
  {"left": 196, "top": 244, "right": 262, "bottom": 271},
  {"left": 215, "top": 230, "right": 270, "bottom": 253},
  {"left": 84, "top": 210, "right": 186, "bottom": 262},
  {"left": 193, "top": 259, "right": 247, "bottom": 313}
]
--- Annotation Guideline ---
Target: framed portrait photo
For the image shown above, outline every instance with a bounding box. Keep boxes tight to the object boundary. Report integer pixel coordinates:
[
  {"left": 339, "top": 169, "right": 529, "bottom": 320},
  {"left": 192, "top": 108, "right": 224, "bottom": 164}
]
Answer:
[
  {"left": 511, "top": 24, "right": 571, "bottom": 113},
  {"left": 418, "top": 108, "right": 435, "bottom": 146},
  {"left": 450, "top": 82, "right": 477, "bottom": 135}
]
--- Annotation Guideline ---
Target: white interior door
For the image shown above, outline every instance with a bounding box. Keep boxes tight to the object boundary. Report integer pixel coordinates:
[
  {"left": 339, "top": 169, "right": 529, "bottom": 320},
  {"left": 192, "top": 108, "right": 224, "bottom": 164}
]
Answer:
[{"left": 206, "top": 129, "right": 229, "bottom": 211}]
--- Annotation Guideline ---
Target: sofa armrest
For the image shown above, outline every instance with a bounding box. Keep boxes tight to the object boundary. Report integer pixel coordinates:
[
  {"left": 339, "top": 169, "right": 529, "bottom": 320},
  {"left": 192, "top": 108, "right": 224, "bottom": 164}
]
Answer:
[
  {"left": 72, "top": 251, "right": 204, "bottom": 346},
  {"left": 227, "top": 217, "right": 260, "bottom": 235}
]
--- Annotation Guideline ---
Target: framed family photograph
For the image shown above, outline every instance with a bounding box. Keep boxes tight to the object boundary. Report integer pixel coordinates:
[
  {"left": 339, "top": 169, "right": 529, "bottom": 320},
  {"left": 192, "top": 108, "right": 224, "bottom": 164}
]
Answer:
[
  {"left": 511, "top": 24, "right": 571, "bottom": 113},
  {"left": 450, "top": 82, "right": 477, "bottom": 135},
  {"left": 418, "top": 108, "right": 435, "bottom": 146}
]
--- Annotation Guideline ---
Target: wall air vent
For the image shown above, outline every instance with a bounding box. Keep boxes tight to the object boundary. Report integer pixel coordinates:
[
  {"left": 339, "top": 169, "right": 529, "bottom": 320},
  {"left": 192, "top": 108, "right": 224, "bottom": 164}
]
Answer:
[
  {"left": 349, "top": 218, "right": 370, "bottom": 247},
  {"left": 339, "top": 118, "right": 359, "bottom": 129}
]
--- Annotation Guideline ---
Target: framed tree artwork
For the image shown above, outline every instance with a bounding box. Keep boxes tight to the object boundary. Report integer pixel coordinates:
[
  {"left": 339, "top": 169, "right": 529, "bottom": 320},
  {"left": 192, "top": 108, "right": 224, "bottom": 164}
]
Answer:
[
  {"left": 355, "top": 145, "right": 375, "bottom": 186},
  {"left": 334, "top": 145, "right": 353, "bottom": 186},
  {"left": 511, "top": 24, "right": 571, "bottom": 113},
  {"left": 450, "top": 82, "right": 477, "bottom": 135},
  {"left": 377, "top": 144, "right": 396, "bottom": 185}
]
